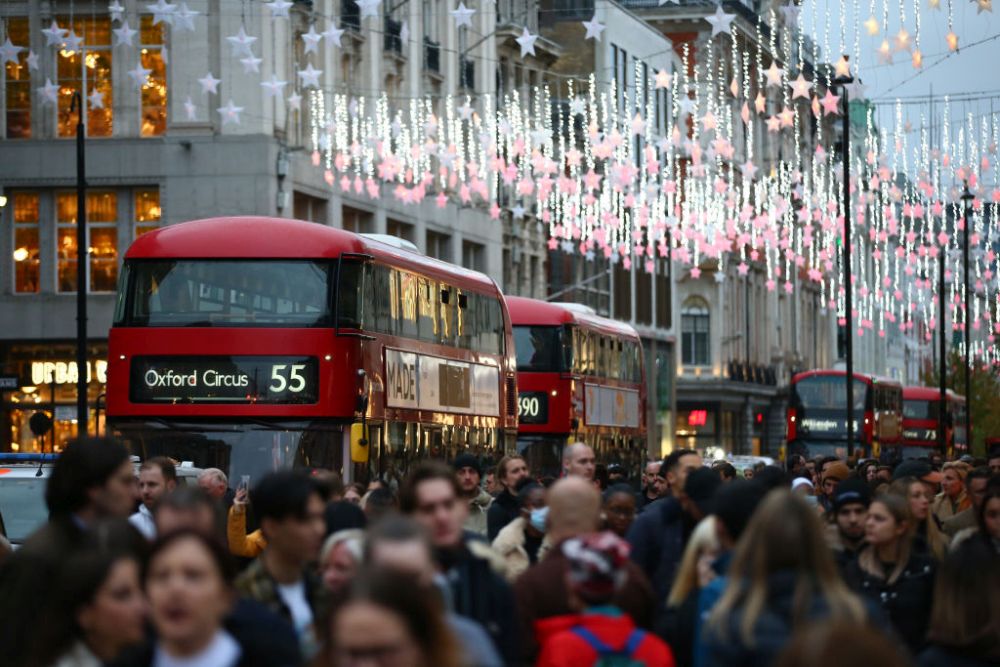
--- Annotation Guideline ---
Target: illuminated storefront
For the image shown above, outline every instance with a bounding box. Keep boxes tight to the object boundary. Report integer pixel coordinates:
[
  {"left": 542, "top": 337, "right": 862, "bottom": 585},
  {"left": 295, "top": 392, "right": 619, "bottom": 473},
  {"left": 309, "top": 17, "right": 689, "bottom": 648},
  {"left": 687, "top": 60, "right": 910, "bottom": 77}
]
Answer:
[{"left": 1, "top": 343, "right": 108, "bottom": 453}]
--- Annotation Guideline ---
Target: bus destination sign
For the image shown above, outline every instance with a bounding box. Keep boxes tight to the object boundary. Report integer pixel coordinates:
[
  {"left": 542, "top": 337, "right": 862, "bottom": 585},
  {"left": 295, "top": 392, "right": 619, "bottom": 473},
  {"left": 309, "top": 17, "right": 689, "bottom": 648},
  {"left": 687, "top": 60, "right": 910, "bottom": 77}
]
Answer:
[
  {"left": 130, "top": 356, "right": 318, "bottom": 404},
  {"left": 517, "top": 392, "right": 549, "bottom": 424}
]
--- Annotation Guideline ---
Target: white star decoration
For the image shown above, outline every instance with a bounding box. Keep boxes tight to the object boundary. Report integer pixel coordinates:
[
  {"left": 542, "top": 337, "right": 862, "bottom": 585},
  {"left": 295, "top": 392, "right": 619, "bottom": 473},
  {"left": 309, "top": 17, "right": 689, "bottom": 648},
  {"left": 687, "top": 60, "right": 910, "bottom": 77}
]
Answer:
[
  {"left": 217, "top": 99, "right": 244, "bottom": 125},
  {"left": 113, "top": 21, "right": 138, "bottom": 47},
  {"left": 450, "top": 2, "right": 476, "bottom": 28},
  {"left": 287, "top": 92, "right": 302, "bottom": 110},
  {"left": 0, "top": 39, "right": 23, "bottom": 66},
  {"left": 146, "top": 0, "right": 177, "bottom": 26},
  {"left": 63, "top": 31, "right": 84, "bottom": 54},
  {"left": 26, "top": 50, "right": 39, "bottom": 70},
  {"left": 297, "top": 63, "right": 323, "bottom": 88},
  {"left": 226, "top": 27, "right": 257, "bottom": 58},
  {"left": 87, "top": 88, "right": 105, "bottom": 110},
  {"left": 183, "top": 96, "right": 197, "bottom": 120},
  {"left": 705, "top": 5, "right": 736, "bottom": 37},
  {"left": 264, "top": 0, "right": 293, "bottom": 18},
  {"left": 582, "top": 15, "right": 605, "bottom": 40},
  {"left": 108, "top": 0, "right": 125, "bottom": 22},
  {"left": 260, "top": 75, "right": 288, "bottom": 98},
  {"left": 128, "top": 63, "right": 152, "bottom": 87},
  {"left": 197, "top": 72, "right": 221, "bottom": 95},
  {"left": 174, "top": 3, "right": 199, "bottom": 32},
  {"left": 240, "top": 55, "right": 263, "bottom": 73},
  {"left": 515, "top": 27, "right": 538, "bottom": 57},
  {"left": 355, "top": 0, "right": 381, "bottom": 20},
  {"left": 323, "top": 24, "right": 345, "bottom": 48},
  {"left": 37, "top": 78, "right": 59, "bottom": 104},
  {"left": 41, "top": 21, "right": 67, "bottom": 47},
  {"left": 302, "top": 25, "right": 323, "bottom": 54}
]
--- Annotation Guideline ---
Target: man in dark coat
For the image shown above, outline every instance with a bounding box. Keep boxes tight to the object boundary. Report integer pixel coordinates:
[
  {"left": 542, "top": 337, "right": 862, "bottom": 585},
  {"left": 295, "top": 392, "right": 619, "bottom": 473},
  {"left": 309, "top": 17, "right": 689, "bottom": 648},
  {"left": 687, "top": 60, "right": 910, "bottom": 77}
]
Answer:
[{"left": 486, "top": 455, "right": 529, "bottom": 541}]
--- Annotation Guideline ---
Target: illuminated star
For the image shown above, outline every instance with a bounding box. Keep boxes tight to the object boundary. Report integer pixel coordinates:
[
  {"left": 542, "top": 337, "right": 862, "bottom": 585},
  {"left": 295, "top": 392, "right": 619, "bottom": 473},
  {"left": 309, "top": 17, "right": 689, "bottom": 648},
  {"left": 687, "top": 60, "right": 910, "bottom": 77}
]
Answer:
[
  {"left": 197, "top": 72, "right": 221, "bottom": 94},
  {"left": 26, "top": 50, "right": 39, "bottom": 70},
  {"left": 355, "top": 0, "right": 381, "bottom": 20},
  {"left": 764, "top": 61, "right": 783, "bottom": 87},
  {"left": 41, "top": 21, "right": 67, "bottom": 47},
  {"left": 323, "top": 24, "right": 345, "bottom": 48},
  {"left": 451, "top": 2, "right": 476, "bottom": 28},
  {"left": 701, "top": 111, "right": 717, "bottom": 131},
  {"left": 146, "top": 0, "right": 177, "bottom": 26},
  {"left": 0, "top": 38, "right": 22, "bottom": 66},
  {"left": 911, "top": 49, "right": 923, "bottom": 69},
  {"left": 893, "top": 28, "right": 911, "bottom": 53},
  {"left": 704, "top": 5, "right": 736, "bottom": 37},
  {"left": 287, "top": 92, "right": 302, "bottom": 110},
  {"left": 876, "top": 40, "right": 893, "bottom": 65},
  {"left": 62, "top": 31, "right": 84, "bottom": 54},
  {"left": 260, "top": 74, "right": 288, "bottom": 98},
  {"left": 301, "top": 25, "right": 322, "bottom": 54},
  {"left": 264, "top": 0, "right": 293, "bottom": 18},
  {"left": 216, "top": 99, "right": 244, "bottom": 125},
  {"left": 226, "top": 26, "right": 257, "bottom": 58},
  {"left": 174, "top": 3, "right": 199, "bottom": 32},
  {"left": 864, "top": 16, "right": 879, "bottom": 35},
  {"left": 820, "top": 89, "right": 841, "bottom": 115},
  {"left": 654, "top": 69, "right": 671, "bottom": 89},
  {"left": 740, "top": 160, "right": 758, "bottom": 180},
  {"left": 87, "top": 88, "right": 105, "bottom": 109},
  {"left": 112, "top": 21, "right": 138, "bottom": 47},
  {"left": 458, "top": 100, "right": 473, "bottom": 120},
  {"left": 127, "top": 63, "right": 152, "bottom": 87},
  {"left": 297, "top": 62, "right": 323, "bottom": 88},
  {"left": 569, "top": 97, "right": 586, "bottom": 115},
  {"left": 240, "top": 54, "right": 263, "bottom": 73},
  {"left": 582, "top": 14, "right": 605, "bottom": 40},
  {"left": 976, "top": 0, "right": 992, "bottom": 15},
  {"left": 833, "top": 55, "right": 852, "bottom": 78},
  {"left": 183, "top": 96, "right": 196, "bottom": 120},
  {"left": 515, "top": 27, "right": 538, "bottom": 57},
  {"left": 765, "top": 115, "right": 781, "bottom": 133},
  {"left": 778, "top": 106, "right": 795, "bottom": 127},
  {"left": 108, "top": 0, "right": 125, "bottom": 22},
  {"left": 37, "top": 77, "right": 59, "bottom": 104},
  {"left": 754, "top": 92, "right": 766, "bottom": 114},
  {"left": 790, "top": 73, "right": 811, "bottom": 99},
  {"left": 946, "top": 31, "right": 958, "bottom": 51}
]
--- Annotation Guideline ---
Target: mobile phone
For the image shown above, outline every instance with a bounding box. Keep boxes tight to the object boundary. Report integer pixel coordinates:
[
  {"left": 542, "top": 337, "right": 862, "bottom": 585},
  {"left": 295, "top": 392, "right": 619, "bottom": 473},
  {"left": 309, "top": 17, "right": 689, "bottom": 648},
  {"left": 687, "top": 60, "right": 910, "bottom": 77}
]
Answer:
[{"left": 238, "top": 474, "right": 251, "bottom": 493}]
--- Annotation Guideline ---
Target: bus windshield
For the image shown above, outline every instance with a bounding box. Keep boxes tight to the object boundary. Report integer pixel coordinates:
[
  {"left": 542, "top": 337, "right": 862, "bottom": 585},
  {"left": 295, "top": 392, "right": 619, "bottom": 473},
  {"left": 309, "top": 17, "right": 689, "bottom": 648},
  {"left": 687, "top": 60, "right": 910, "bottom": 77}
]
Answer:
[
  {"left": 513, "top": 326, "right": 568, "bottom": 372},
  {"left": 120, "top": 260, "right": 332, "bottom": 327},
  {"left": 794, "top": 375, "right": 868, "bottom": 411},
  {"left": 903, "top": 399, "right": 939, "bottom": 421}
]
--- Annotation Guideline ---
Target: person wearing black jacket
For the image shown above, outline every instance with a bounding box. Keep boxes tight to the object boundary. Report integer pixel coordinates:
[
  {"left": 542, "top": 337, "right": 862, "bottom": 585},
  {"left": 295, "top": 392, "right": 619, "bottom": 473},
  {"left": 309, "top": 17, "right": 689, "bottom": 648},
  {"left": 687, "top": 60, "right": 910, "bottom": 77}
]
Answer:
[
  {"left": 486, "top": 455, "right": 529, "bottom": 541},
  {"left": 845, "top": 492, "right": 935, "bottom": 655},
  {"left": 401, "top": 461, "right": 520, "bottom": 664}
]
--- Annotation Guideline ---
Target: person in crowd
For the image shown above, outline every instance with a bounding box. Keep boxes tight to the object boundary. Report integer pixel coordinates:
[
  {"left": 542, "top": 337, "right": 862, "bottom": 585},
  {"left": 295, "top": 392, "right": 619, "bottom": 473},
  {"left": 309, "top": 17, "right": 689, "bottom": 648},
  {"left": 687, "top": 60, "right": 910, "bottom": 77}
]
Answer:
[
  {"left": 329, "top": 568, "right": 463, "bottom": 667},
  {"left": 892, "top": 460, "right": 942, "bottom": 495},
  {"left": 953, "top": 479, "right": 1000, "bottom": 551},
  {"left": 129, "top": 457, "right": 177, "bottom": 540},
  {"left": 453, "top": 454, "right": 493, "bottom": 536},
  {"left": 342, "top": 483, "right": 365, "bottom": 505},
  {"left": 659, "top": 516, "right": 720, "bottom": 667},
  {"left": 235, "top": 472, "right": 327, "bottom": 661},
  {"left": 484, "top": 470, "right": 499, "bottom": 496},
  {"left": 398, "top": 461, "right": 519, "bottom": 664},
  {"left": 535, "top": 532, "right": 675, "bottom": 667},
  {"left": 117, "top": 530, "right": 269, "bottom": 667},
  {"left": 844, "top": 491, "right": 935, "bottom": 654},
  {"left": 889, "top": 477, "right": 949, "bottom": 560},
  {"left": 515, "top": 476, "right": 656, "bottom": 664},
  {"left": 364, "top": 516, "right": 503, "bottom": 667},
  {"left": 29, "top": 520, "right": 148, "bottom": 667},
  {"left": 713, "top": 461, "right": 737, "bottom": 484},
  {"left": 603, "top": 484, "right": 638, "bottom": 537},
  {"left": 786, "top": 454, "right": 807, "bottom": 480},
  {"left": 932, "top": 461, "right": 972, "bottom": 524},
  {"left": 325, "top": 497, "right": 368, "bottom": 536},
  {"left": 701, "top": 491, "right": 871, "bottom": 667},
  {"left": 198, "top": 468, "right": 234, "bottom": 506},
  {"left": 156, "top": 487, "right": 220, "bottom": 537},
  {"left": 310, "top": 470, "right": 344, "bottom": 504},
  {"left": 486, "top": 455, "right": 530, "bottom": 541},
  {"left": 826, "top": 478, "right": 871, "bottom": 569},
  {"left": 607, "top": 463, "right": 627, "bottom": 486},
  {"left": 362, "top": 487, "right": 396, "bottom": 523},
  {"left": 594, "top": 463, "right": 610, "bottom": 491},
  {"left": 637, "top": 460, "right": 667, "bottom": 512},
  {"left": 0, "top": 437, "right": 137, "bottom": 667},
  {"left": 228, "top": 485, "right": 267, "bottom": 558},
  {"left": 491, "top": 481, "right": 549, "bottom": 581},
  {"left": 775, "top": 622, "right": 909, "bottom": 667},
  {"left": 988, "top": 445, "right": 1000, "bottom": 476},
  {"left": 917, "top": 538, "right": 1000, "bottom": 667},
  {"left": 627, "top": 458, "right": 718, "bottom": 604},
  {"left": 563, "top": 442, "right": 597, "bottom": 481},
  {"left": 942, "top": 467, "right": 993, "bottom": 538},
  {"left": 318, "top": 529, "right": 364, "bottom": 595},
  {"left": 742, "top": 467, "right": 755, "bottom": 480},
  {"left": 818, "top": 461, "right": 849, "bottom": 512},
  {"left": 660, "top": 449, "right": 703, "bottom": 499},
  {"left": 790, "top": 476, "right": 814, "bottom": 498}
]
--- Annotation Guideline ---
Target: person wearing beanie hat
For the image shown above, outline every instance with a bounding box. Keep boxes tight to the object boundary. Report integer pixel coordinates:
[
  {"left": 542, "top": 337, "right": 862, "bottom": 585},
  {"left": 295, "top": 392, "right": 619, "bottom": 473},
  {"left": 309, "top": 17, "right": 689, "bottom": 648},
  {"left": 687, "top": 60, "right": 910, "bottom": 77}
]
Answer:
[
  {"left": 819, "top": 461, "right": 850, "bottom": 512},
  {"left": 453, "top": 453, "right": 493, "bottom": 536},
  {"left": 535, "top": 532, "right": 675, "bottom": 667},
  {"left": 826, "top": 478, "right": 872, "bottom": 570}
]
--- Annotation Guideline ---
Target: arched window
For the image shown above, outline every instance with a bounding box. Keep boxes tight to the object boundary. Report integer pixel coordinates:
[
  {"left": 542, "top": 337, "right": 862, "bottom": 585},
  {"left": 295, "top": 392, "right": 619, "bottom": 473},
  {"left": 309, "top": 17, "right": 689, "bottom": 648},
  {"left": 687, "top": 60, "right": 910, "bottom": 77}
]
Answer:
[{"left": 681, "top": 297, "right": 710, "bottom": 366}]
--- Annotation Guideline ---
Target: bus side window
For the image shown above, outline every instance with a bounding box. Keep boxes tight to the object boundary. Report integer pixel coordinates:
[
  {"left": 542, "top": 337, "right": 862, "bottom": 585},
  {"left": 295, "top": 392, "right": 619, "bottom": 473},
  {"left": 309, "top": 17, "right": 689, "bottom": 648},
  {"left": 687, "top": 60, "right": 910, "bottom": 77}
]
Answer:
[
  {"left": 439, "top": 285, "right": 455, "bottom": 345},
  {"left": 418, "top": 277, "right": 438, "bottom": 342},
  {"left": 399, "top": 271, "right": 419, "bottom": 339}
]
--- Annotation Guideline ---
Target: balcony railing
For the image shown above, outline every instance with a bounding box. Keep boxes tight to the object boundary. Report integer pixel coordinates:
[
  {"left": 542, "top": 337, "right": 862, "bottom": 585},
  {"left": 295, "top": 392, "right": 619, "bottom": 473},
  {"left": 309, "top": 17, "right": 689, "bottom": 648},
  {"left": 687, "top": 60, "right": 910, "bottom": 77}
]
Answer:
[
  {"left": 384, "top": 17, "right": 403, "bottom": 54},
  {"left": 424, "top": 37, "right": 441, "bottom": 73}
]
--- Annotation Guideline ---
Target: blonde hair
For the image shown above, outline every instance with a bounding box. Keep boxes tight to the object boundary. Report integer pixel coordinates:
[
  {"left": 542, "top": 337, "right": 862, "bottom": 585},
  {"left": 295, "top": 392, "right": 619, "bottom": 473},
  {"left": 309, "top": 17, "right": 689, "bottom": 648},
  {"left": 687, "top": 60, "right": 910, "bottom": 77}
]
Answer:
[
  {"left": 708, "top": 490, "right": 866, "bottom": 646},
  {"left": 888, "top": 478, "right": 948, "bottom": 561},
  {"left": 320, "top": 529, "right": 364, "bottom": 564},
  {"left": 667, "top": 515, "right": 719, "bottom": 607}
]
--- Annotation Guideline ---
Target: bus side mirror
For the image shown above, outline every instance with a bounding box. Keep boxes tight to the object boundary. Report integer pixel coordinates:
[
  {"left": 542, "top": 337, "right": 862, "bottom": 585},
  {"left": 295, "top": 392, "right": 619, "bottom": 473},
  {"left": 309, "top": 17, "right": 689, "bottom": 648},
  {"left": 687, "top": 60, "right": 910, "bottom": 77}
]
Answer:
[{"left": 350, "top": 422, "right": 369, "bottom": 463}]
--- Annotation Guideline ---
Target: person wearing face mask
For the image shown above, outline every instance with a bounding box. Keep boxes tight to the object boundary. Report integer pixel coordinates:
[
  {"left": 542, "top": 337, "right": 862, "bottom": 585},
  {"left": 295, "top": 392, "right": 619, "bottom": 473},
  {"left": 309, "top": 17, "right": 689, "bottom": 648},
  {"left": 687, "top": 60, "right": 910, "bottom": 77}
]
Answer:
[{"left": 491, "top": 482, "right": 550, "bottom": 581}]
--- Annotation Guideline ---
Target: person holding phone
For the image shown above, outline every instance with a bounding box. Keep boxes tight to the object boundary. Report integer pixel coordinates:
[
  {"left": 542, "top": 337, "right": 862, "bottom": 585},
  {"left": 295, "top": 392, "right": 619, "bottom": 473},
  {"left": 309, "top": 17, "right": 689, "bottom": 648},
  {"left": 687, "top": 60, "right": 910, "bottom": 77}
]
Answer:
[{"left": 227, "top": 478, "right": 267, "bottom": 559}]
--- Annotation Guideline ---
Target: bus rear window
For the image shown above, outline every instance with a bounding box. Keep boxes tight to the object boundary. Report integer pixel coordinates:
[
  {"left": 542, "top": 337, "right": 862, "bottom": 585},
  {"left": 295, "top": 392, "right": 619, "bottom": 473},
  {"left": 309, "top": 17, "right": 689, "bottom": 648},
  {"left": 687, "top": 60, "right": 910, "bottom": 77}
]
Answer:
[
  {"left": 120, "top": 260, "right": 332, "bottom": 327},
  {"left": 794, "top": 376, "right": 867, "bottom": 411},
  {"left": 903, "top": 400, "right": 938, "bottom": 420}
]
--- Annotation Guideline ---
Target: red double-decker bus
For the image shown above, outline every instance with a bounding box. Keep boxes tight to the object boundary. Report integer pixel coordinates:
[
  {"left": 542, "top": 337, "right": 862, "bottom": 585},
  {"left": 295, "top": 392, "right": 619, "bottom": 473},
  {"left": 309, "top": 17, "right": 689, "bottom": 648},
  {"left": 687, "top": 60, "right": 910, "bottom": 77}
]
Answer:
[
  {"left": 106, "top": 217, "right": 518, "bottom": 485},
  {"left": 786, "top": 370, "right": 903, "bottom": 460},
  {"left": 896, "top": 387, "right": 967, "bottom": 461},
  {"left": 506, "top": 297, "right": 646, "bottom": 477}
]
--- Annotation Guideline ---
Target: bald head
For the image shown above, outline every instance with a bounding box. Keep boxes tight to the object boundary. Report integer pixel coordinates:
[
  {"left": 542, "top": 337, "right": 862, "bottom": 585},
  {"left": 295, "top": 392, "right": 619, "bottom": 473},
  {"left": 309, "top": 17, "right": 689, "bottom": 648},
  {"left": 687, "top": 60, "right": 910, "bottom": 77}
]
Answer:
[
  {"left": 562, "top": 442, "right": 596, "bottom": 480},
  {"left": 547, "top": 477, "right": 601, "bottom": 543}
]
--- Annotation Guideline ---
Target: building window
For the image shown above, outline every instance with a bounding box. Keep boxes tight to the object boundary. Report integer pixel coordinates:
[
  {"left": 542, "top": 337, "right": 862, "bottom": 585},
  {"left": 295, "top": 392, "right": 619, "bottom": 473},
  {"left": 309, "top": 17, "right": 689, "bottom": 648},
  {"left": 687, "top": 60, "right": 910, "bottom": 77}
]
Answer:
[
  {"left": 681, "top": 297, "right": 710, "bottom": 366},
  {"left": 4, "top": 17, "right": 31, "bottom": 138},
  {"left": 292, "top": 192, "right": 329, "bottom": 224},
  {"left": 387, "top": 218, "right": 414, "bottom": 242},
  {"left": 340, "top": 204, "right": 371, "bottom": 232},
  {"left": 12, "top": 192, "right": 40, "bottom": 292},
  {"left": 139, "top": 15, "right": 167, "bottom": 136},
  {"left": 426, "top": 230, "right": 451, "bottom": 261},
  {"left": 461, "top": 240, "right": 485, "bottom": 272},
  {"left": 135, "top": 188, "right": 161, "bottom": 237},
  {"left": 56, "top": 191, "right": 119, "bottom": 293},
  {"left": 56, "top": 16, "right": 113, "bottom": 138}
]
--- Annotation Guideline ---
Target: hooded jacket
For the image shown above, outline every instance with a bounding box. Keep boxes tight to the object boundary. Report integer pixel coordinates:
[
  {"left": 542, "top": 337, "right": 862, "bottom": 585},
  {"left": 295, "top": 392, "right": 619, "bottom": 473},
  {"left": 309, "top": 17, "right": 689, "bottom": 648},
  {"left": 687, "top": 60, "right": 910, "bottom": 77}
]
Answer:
[
  {"left": 463, "top": 487, "right": 494, "bottom": 536},
  {"left": 536, "top": 608, "right": 675, "bottom": 667}
]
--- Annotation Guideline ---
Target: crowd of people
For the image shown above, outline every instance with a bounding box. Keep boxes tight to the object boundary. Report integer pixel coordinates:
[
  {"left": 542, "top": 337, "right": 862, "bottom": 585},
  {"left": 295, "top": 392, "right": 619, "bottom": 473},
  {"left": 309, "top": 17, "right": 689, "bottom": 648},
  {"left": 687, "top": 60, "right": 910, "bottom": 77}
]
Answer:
[{"left": 0, "top": 437, "right": 998, "bottom": 667}]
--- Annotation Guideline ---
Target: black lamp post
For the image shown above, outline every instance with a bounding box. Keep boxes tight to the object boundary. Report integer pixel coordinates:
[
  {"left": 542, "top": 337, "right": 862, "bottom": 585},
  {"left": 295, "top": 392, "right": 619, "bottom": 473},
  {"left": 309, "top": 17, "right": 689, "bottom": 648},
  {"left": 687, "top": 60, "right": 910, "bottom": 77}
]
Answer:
[
  {"left": 938, "top": 214, "right": 946, "bottom": 456},
  {"left": 69, "top": 91, "right": 88, "bottom": 434},
  {"left": 960, "top": 182, "right": 975, "bottom": 453},
  {"left": 832, "top": 58, "right": 855, "bottom": 458}
]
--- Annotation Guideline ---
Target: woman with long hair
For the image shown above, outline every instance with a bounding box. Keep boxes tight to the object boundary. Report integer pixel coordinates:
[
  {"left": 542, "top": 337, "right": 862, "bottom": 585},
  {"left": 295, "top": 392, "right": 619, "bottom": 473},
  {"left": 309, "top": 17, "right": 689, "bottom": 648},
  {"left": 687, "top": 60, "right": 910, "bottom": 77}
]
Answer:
[
  {"left": 845, "top": 491, "right": 935, "bottom": 655},
  {"left": 703, "top": 491, "right": 869, "bottom": 667},
  {"left": 888, "top": 477, "right": 948, "bottom": 560},
  {"left": 917, "top": 538, "right": 1000, "bottom": 666},
  {"left": 659, "top": 516, "right": 719, "bottom": 667},
  {"left": 329, "top": 567, "right": 462, "bottom": 667}
]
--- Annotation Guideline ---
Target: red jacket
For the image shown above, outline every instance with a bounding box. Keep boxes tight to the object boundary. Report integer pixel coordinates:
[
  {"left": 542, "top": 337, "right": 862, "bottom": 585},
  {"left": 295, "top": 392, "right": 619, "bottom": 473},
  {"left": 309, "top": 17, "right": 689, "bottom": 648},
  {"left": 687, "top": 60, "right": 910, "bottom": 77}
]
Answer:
[{"left": 535, "top": 609, "right": 675, "bottom": 667}]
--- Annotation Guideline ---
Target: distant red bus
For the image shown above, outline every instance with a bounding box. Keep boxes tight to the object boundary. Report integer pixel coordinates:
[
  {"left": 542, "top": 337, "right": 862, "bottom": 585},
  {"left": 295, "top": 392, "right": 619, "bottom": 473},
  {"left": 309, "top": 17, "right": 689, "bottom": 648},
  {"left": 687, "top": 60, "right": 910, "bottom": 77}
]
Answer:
[
  {"left": 106, "top": 217, "right": 518, "bottom": 485},
  {"left": 787, "top": 370, "right": 903, "bottom": 459},
  {"left": 896, "top": 387, "right": 967, "bottom": 460},
  {"left": 506, "top": 297, "right": 646, "bottom": 477}
]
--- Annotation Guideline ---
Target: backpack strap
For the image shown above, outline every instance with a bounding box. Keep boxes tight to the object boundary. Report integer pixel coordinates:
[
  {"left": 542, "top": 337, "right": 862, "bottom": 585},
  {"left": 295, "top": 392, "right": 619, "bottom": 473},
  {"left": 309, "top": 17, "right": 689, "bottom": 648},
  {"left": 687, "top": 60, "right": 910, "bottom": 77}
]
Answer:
[
  {"left": 571, "top": 626, "right": 614, "bottom": 654},
  {"left": 622, "top": 629, "right": 646, "bottom": 655}
]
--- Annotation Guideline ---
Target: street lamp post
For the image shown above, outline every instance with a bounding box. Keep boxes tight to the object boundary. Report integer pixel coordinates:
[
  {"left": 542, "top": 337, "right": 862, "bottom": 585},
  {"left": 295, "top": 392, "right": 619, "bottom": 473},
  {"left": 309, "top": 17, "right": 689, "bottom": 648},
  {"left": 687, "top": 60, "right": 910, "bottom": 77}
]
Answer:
[
  {"left": 833, "top": 59, "right": 855, "bottom": 458},
  {"left": 69, "top": 92, "right": 88, "bottom": 434},
  {"left": 961, "top": 182, "right": 975, "bottom": 453},
  {"left": 938, "top": 216, "right": 946, "bottom": 456}
]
